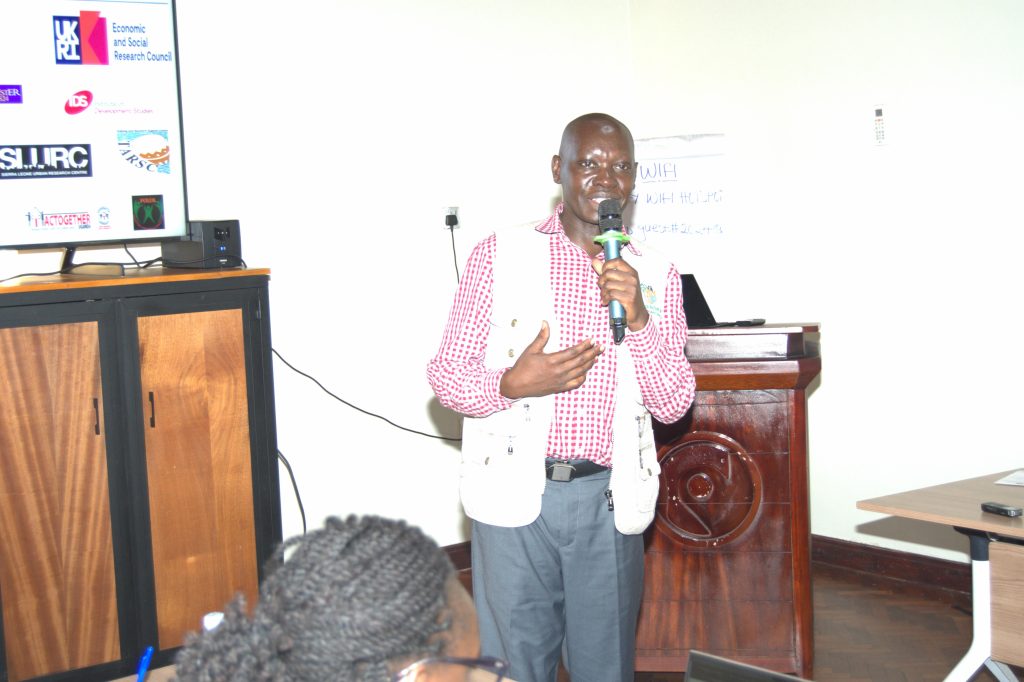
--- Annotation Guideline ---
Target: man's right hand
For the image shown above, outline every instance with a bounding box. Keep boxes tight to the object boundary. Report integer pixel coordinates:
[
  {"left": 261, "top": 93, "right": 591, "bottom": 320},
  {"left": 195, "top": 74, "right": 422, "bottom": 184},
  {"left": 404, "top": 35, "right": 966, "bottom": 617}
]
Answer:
[{"left": 499, "top": 321, "right": 604, "bottom": 400}]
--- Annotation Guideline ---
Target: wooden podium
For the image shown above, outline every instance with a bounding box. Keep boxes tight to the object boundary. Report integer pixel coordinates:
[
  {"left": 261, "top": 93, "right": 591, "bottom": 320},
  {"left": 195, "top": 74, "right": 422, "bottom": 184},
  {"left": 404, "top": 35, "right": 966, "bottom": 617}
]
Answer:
[{"left": 639, "top": 324, "right": 820, "bottom": 678}]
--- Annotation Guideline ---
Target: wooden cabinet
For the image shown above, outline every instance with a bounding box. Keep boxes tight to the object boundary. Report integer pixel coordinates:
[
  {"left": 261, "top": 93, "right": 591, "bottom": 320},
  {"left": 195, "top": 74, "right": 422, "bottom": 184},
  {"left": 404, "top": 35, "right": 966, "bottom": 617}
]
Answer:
[
  {"left": 639, "top": 324, "right": 820, "bottom": 678},
  {"left": 0, "top": 319, "right": 120, "bottom": 678},
  {"left": 0, "top": 270, "right": 281, "bottom": 681}
]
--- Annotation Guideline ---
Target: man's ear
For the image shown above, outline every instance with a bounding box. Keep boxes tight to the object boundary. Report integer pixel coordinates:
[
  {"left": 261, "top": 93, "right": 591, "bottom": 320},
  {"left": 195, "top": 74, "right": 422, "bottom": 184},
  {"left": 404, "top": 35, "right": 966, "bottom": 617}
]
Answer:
[{"left": 551, "top": 154, "right": 562, "bottom": 183}]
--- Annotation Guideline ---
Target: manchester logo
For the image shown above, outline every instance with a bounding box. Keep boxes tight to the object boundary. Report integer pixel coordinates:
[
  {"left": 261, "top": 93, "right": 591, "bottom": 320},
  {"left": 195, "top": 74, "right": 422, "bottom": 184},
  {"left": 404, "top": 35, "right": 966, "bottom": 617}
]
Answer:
[{"left": 0, "top": 86, "right": 23, "bottom": 104}]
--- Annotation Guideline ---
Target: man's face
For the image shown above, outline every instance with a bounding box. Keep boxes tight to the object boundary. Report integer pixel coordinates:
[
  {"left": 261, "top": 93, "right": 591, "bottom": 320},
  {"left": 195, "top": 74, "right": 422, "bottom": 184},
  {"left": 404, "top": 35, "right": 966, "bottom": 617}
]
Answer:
[{"left": 552, "top": 120, "right": 636, "bottom": 233}]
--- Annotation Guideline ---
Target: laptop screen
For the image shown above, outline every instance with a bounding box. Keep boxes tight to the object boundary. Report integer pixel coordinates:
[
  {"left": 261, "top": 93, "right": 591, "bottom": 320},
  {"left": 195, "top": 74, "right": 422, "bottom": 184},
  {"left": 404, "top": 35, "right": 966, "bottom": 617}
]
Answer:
[
  {"left": 685, "top": 651, "right": 810, "bottom": 682},
  {"left": 681, "top": 274, "right": 718, "bottom": 329}
]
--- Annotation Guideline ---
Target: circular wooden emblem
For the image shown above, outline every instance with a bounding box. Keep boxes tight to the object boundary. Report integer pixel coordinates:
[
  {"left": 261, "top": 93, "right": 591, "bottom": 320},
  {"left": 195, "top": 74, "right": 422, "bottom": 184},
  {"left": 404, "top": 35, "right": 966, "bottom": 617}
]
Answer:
[{"left": 655, "top": 431, "right": 763, "bottom": 548}]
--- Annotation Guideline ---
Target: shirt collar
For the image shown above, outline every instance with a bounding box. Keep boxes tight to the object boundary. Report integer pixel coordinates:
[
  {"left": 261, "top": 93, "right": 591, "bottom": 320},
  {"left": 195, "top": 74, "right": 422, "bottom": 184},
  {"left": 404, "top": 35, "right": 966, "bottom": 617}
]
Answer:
[{"left": 537, "top": 201, "right": 642, "bottom": 256}]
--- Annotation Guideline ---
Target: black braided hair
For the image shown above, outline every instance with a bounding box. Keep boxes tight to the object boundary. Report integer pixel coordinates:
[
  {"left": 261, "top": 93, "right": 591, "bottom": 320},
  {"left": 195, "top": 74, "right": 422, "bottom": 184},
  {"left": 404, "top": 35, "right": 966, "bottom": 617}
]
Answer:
[{"left": 173, "top": 515, "right": 455, "bottom": 681}]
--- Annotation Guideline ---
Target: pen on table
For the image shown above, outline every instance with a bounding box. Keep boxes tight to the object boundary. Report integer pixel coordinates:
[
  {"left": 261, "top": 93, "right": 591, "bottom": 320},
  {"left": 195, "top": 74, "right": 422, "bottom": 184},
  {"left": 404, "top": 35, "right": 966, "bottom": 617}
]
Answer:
[{"left": 136, "top": 645, "right": 154, "bottom": 681}]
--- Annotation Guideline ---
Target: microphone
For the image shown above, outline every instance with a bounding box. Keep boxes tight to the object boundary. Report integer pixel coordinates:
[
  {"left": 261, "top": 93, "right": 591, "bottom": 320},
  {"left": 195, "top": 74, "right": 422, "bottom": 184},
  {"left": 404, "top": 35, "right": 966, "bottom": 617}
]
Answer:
[{"left": 596, "top": 198, "right": 630, "bottom": 344}]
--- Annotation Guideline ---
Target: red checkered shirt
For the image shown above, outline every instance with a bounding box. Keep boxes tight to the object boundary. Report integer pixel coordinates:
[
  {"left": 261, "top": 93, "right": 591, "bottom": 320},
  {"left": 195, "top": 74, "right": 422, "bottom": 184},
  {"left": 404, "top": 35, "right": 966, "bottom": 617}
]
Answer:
[{"left": 427, "top": 205, "right": 696, "bottom": 467}]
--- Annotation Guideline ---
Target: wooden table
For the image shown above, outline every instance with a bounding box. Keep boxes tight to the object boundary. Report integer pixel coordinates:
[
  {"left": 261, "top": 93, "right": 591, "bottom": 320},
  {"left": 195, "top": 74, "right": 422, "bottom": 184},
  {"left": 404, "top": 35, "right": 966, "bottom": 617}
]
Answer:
[{"left": 858, "top": 471, "right": 1024, "bottom": 682}]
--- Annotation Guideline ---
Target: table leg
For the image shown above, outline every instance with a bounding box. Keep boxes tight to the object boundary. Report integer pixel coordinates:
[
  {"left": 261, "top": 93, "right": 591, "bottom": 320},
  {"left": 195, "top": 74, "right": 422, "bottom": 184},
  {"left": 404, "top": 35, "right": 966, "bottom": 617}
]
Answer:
[
  {"left": 986, "top": 659, "right": 1018, "bottom": 682},
  {"left": 943, "top": 549, "right": 992, "bottom": 682},
  {"left": 944, "top": 532, "right": 1019, "bottom": 682}
]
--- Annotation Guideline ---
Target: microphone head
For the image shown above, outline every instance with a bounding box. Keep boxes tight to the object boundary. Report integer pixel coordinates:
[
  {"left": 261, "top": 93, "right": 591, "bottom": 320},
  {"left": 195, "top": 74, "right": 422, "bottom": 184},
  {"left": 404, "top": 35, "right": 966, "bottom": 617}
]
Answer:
[{"left": 598, "top": 198, "right": 622, "bottom": 231}]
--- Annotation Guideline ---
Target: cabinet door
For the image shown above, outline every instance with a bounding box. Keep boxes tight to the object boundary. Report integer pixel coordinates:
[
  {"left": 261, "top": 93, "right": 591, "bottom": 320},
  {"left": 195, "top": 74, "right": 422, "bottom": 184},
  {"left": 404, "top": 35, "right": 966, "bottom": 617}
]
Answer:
[
  {"left": 136, "top": 307, "right": 259, "bottom": 649},
  {"left": 0, "top": 322, "right": 120, "bottom": 681}
]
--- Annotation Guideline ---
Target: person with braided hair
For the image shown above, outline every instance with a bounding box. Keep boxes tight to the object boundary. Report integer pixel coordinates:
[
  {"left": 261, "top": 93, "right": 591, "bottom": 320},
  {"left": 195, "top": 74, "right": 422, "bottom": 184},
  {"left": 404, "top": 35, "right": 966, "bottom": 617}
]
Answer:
[{"left": 172, "top": 515, "right": 510, "bottom": 682}]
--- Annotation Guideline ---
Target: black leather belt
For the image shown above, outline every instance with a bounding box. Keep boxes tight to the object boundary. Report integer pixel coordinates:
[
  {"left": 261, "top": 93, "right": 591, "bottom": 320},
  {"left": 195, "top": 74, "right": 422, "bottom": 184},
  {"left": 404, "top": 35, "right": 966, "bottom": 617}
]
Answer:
[{"left": 545, "top": 458, "right": 609, "bottom": 482}]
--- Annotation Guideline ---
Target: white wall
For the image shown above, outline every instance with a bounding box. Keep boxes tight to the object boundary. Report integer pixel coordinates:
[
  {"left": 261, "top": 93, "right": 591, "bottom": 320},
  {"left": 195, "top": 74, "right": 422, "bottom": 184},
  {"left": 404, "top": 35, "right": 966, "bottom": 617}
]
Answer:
[{"left": 5, "top": 0, "right": 1022, "bottom": 561}]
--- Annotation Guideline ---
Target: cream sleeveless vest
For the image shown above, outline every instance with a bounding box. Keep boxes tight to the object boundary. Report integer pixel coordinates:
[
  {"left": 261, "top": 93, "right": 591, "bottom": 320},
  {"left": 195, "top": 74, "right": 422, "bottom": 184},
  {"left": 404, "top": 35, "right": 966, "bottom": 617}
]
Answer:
[{"left": 459, "top": 224, "right": 668, "bottom": 534}]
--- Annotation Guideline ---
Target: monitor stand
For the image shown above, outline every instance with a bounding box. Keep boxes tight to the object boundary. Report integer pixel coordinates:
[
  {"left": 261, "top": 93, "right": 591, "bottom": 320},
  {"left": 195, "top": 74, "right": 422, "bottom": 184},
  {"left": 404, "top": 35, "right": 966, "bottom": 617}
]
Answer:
[{"left": 60, "top": 246, "right": 125, "bottom": 277}]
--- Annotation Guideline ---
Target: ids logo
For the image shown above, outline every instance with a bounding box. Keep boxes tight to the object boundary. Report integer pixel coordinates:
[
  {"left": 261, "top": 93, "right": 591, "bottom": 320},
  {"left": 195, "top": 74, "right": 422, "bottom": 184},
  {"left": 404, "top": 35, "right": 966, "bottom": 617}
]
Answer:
[
  {"left": 132, "top": 195, "right": 164, "bottom": 231},
  {"left": 117, "top": 130, "right": 170, "bottom": 174},
  {"left": 54, "top": 12, "right": 109, "bottom": 65},
  {"left": 65, "top": 90, "right": 93, "bottom": 114}
]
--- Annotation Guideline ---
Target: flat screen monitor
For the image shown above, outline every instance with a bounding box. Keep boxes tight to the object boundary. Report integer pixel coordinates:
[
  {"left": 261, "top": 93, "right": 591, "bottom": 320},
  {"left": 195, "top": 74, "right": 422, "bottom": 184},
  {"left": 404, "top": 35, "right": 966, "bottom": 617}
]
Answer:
[{"left": 0, "top": 0, "right": 188, "bottom": 257}]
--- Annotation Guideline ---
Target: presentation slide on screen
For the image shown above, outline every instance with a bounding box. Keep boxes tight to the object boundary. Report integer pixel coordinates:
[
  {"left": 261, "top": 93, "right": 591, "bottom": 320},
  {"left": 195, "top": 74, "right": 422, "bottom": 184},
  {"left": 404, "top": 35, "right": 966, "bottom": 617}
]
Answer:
[{"left": 0, "top": 0, "right": 187, "bottom": 249}]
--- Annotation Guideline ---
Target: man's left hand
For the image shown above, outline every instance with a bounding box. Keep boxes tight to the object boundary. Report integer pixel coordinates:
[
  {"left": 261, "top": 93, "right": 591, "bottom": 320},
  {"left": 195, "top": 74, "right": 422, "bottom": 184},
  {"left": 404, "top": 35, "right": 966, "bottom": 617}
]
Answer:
[{"left": 592, "top": 257, "right": 650, "bottom": 332}]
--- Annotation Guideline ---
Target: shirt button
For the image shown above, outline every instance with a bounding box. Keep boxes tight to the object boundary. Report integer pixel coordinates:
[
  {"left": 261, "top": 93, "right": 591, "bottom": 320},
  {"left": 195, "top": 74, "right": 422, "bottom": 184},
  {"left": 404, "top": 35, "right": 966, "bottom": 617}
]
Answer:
[
  {"left": 511, "top": 318, "right": 518, "bottom": 327},
  {"left": 508, "top": 349, "right": 515, "bottom": 358}
]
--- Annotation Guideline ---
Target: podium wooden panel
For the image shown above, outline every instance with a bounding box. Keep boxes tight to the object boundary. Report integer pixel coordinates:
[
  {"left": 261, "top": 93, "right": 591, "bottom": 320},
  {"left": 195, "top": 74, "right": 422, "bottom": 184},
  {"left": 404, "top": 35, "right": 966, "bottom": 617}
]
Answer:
[{"left": 640, "top": 324, "right": 820, "bottom": 678}]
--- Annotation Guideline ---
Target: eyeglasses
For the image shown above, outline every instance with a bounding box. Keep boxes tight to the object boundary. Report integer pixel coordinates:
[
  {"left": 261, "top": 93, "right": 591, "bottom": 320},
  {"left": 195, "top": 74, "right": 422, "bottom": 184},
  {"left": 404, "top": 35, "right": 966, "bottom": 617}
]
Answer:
[{"left": 391, "top": 655, "right": 510, "bottom": 681}]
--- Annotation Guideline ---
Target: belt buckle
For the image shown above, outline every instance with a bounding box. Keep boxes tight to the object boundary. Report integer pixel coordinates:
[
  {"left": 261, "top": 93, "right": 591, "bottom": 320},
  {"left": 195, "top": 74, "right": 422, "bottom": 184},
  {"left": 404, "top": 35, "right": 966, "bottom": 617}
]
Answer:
[{"left": 550, "top": 462, "right": 575, "bottom": 482}]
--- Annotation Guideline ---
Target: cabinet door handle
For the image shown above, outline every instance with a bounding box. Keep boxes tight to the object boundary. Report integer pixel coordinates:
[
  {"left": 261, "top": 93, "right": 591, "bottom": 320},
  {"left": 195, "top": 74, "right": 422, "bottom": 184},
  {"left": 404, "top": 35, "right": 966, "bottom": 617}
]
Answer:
[
  {"left": 93, "top": 398, "right": 101, "bottom": 435},
  {"left": 148, "top": 391, "right": 156, "bottom": 428}
]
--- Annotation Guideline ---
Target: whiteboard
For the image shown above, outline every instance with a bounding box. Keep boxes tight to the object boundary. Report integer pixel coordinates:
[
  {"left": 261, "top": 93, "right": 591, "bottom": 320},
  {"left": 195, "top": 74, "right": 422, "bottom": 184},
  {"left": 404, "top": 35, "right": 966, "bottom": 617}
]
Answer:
[{"left": 626, "top": 134, "right": 728, "bottom": 274}]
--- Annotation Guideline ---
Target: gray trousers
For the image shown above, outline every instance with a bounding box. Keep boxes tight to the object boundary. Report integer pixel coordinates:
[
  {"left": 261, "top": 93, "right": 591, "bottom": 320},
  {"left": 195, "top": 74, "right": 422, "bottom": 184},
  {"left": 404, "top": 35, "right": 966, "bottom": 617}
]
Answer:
[{"left": 471, "top": 470, "right": 645, "bottom": 682}]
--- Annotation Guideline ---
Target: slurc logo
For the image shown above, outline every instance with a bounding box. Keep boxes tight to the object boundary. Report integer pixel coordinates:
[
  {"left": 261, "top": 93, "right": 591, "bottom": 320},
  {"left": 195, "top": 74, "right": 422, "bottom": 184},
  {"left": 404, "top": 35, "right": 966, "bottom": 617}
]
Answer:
[
  {"left": 0, "top": 144, "right": 92, "bottom": 179},
  {"left": 65, "top": 90, "right": 93, "bottom": 114},
  {"left": 54, "top": 11, "right": 109, "bottom": 65}
]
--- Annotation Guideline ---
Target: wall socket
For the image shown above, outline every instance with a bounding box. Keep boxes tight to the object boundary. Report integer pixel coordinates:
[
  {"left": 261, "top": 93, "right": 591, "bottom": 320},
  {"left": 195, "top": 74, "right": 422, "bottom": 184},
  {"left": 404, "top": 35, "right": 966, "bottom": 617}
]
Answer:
[{"left": 444, "top": 206, "right": 459, "bottom": 229}]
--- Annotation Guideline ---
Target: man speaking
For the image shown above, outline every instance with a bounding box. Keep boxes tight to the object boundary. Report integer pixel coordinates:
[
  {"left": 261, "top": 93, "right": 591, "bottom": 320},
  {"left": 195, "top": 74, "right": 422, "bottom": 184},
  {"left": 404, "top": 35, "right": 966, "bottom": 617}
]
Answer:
[{"left": 427, "top": 113, "right": 696, "bottom": 682}]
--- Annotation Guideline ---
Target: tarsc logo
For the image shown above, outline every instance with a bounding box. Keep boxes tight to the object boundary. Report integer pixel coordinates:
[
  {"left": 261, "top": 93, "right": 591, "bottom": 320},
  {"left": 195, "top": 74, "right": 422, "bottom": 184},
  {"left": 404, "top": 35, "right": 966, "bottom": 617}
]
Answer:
[
  {"left": 117, "top": 130, "right": 170, "bottom": 174},
  {"left": 65, "top": 90, "right": 93, "bottom": 114},
  {"left": 54, "top": 12, "right": 109, "bottom": 65}
]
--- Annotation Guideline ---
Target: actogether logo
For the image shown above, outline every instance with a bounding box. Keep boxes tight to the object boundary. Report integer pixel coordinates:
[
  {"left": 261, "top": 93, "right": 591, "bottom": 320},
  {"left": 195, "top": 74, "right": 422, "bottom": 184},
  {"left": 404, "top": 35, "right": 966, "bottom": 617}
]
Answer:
[
  {"left": 65, "top": 90, "right": 93, "bottom": 114},
  {"left": 25, "top": 208, "right": 92, "bottom": 231},
  {"left": 0, "top": 86, "right": 24, "bottom": 104},
  {"left": 117, "top": 130, "right": 170, "bottom": 174},
  {"left": 54, "top": 12, "right": 109, "bottom": 65}
]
